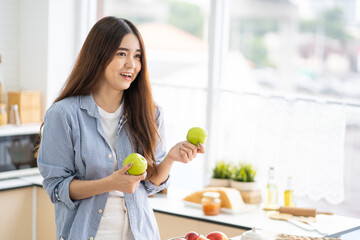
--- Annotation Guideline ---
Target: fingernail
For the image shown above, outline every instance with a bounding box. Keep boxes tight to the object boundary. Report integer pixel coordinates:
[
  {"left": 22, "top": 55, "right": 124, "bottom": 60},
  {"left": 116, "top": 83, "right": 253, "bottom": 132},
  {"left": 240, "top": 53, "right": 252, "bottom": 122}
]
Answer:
[{"left": 127, "top": 163, "right": 132, "bottom": 167}]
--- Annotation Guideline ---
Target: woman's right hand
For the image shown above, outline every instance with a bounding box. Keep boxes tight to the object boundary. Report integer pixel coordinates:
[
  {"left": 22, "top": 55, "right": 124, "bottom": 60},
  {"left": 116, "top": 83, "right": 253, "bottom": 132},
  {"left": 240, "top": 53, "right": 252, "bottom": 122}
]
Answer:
[{"left": 107, "top": 163, "right": 147, "bottom": 194}]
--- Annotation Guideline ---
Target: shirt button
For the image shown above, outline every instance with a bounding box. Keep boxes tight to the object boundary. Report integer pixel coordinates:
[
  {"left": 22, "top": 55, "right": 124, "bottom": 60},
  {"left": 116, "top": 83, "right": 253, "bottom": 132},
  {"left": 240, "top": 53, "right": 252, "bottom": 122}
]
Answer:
[
  {"left": 98, "top": 209, "right": 103, "bottom": 213},
  {"left": 108, "top": 153, "right": 112, "bottom": 158},
  {"left": 89, "top": 237, "right": 94, "bottom": 240}
]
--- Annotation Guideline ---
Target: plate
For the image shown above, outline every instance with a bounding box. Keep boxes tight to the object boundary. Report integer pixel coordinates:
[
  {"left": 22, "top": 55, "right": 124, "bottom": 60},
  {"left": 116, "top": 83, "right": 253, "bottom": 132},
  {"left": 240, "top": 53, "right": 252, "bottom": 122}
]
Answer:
[{"left": 183, "top": 200, "right": 257, "bottom": 215}]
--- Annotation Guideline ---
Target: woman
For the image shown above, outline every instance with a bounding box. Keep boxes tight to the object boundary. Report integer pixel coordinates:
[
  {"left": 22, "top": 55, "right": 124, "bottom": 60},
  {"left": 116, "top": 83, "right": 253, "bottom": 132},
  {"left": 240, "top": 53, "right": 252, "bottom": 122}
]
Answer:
[{"left": 36, "top": 16, "right": 205, "bottom": 240}]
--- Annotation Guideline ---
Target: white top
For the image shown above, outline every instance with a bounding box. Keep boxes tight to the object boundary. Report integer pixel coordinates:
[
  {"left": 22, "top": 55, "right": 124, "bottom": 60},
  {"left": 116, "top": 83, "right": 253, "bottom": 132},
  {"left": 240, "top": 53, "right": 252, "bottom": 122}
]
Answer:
[
  {"left": 98, "top": 105, "right": 124, "bottom": 197},
  {"left": 98, "top": 105, "right": 121, "bottom": 157}
]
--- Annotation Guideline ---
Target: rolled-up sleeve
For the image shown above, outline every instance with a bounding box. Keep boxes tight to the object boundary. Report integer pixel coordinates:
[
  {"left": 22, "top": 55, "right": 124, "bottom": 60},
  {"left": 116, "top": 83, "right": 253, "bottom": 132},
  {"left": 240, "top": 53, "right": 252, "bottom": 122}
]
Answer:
[
  {"left": 142, "top": 106, "right": 170, "bottom": 195},
  {"left": 37, "top": 104, "right": 79, "bottom": 209}
]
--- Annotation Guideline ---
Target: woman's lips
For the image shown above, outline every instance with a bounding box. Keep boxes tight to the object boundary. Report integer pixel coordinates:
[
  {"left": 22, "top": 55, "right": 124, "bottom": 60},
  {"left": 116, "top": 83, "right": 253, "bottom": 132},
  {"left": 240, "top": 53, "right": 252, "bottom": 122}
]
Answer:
[{"left": 120, "top": 73, "right": 133, "bottom": 81}]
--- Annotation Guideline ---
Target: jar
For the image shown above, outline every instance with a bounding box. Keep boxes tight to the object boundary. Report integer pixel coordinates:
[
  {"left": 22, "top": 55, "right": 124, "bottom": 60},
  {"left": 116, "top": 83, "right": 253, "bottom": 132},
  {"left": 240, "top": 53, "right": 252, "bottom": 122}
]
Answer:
[
  {"left": 0, "top": 103, "right": 7, "bottom": 125},
  {"left": 201, "top": 191, "right": 221, "bottom": 216}
]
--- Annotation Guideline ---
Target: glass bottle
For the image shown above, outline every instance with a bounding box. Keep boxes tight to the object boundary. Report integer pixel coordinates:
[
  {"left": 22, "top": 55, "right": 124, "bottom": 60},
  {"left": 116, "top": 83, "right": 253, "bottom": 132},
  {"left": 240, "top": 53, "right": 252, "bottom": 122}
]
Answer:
[
  {"left": 284, "top": 176, "right": 295, "bottom": 207},
  {"left": 9, "top": 104, "right": 20, "bottom": 125},
  {"left": 0, "top": 54, "right": 6, "bottom": 105},
  {"left": 201, "top": 191, "right": 221, "bottom": 216},
  {"left": 0, "top": 103, "right": 7, "bottom": 125},
  {"left": 265, "top": 167, "right": 278, "bottom": 209}
]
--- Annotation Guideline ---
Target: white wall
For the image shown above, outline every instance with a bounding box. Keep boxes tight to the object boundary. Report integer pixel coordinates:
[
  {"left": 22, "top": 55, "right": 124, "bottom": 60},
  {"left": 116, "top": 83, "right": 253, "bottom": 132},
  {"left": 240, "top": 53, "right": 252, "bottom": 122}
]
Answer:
[
  {"left": 18, "top": 0, "right": 48, "bottom": 115},
  {"left": 46, "top": 0, "right": 76, "bottom": 108},
  {"left": 46, "top": 0, "right": 97, "bottom": 108},
  {"left": 0, "top": 0, "right": 20, "bottom": 91},
  {"left": 0, "top": 0, "right": 97, "bottom": 116}
]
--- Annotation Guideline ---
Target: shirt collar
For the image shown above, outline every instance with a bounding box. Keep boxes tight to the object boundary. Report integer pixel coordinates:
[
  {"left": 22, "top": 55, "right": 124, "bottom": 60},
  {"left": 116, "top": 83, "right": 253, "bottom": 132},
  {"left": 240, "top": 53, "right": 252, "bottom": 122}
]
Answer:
[
  {"left": 79, "top": 94, "right": 126, "bottom": 123},
  {"left": 79, "top": 94, "right": 100, "bottom": 119}
]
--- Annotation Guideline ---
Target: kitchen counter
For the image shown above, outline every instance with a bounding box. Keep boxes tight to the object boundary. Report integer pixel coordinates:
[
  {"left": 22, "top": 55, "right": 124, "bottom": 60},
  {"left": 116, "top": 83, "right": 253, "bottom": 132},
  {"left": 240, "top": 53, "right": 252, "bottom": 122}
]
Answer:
[
  {"left": 0, "top": 172, "right": 43, "bottom": 191},
  {"left": 149, "top": 187, "right": 360, "bottom": 239},
  {"left": 0, "top": 123, "right": 41, "bottom": 137},
  {"left": 1, "top": 174, "right": 359, "bottom": 239}
]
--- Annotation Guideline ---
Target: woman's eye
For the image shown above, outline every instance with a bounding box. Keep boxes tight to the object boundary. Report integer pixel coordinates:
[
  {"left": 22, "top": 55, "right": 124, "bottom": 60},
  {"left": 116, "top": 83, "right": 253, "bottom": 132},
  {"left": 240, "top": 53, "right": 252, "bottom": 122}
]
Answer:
[
  {"left": 117, "top": 52, "right": 126, "bottom": 56},
  {"left": 135, "top": 54, "right": 141, "bottom": 59}
]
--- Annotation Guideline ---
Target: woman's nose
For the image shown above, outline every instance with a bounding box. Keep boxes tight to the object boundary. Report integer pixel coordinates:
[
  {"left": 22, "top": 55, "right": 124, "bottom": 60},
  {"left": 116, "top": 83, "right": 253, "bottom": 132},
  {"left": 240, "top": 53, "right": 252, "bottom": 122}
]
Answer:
[{"left": 125, "top": 56, "right": 136, "bottom": 69}]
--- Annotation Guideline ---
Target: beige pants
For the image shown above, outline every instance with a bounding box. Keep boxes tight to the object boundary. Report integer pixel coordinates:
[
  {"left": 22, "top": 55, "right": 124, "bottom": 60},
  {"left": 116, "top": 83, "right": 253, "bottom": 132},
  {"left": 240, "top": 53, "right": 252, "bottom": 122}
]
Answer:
[{"left": 96, "top": 197, "right": 135, "bottom": 240}]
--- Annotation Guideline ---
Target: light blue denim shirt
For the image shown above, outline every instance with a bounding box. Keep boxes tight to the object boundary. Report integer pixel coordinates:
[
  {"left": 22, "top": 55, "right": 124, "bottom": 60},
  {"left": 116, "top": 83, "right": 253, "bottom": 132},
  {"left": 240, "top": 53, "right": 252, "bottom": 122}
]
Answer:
[{"left": 37, "top": 95, "right": 169, "bottom": 240}]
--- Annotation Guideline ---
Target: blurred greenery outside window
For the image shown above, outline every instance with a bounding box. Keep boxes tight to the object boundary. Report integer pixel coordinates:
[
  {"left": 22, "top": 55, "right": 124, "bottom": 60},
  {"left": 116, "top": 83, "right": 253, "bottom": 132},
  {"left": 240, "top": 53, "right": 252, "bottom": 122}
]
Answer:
[{"left": 226, "top": 1, "right": 360, "bottom": 101}]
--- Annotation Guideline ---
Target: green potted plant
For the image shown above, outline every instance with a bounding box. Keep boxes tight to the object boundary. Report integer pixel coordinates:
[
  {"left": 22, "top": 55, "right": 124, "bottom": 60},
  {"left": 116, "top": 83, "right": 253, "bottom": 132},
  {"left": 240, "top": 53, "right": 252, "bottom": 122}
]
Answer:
[
  {"left": 209, "top": 160, "right": 232, "bottom": 187},
  {"left": 230, "top": 162, "right": 257, "bottom": 191}
]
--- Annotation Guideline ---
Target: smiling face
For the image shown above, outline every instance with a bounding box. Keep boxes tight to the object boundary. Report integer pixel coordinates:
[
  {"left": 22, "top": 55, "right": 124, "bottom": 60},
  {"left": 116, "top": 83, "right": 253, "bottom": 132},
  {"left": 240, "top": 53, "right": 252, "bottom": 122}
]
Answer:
[{"left": 100, "top": 33, "right": 142, "bottom": 94}]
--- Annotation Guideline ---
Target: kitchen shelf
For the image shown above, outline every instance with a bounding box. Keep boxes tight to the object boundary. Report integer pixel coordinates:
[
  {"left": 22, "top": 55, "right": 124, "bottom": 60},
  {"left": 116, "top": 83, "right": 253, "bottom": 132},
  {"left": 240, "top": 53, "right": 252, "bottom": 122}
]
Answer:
[{"left": 0, "top": 123, "right": 41, "bottom": 137}]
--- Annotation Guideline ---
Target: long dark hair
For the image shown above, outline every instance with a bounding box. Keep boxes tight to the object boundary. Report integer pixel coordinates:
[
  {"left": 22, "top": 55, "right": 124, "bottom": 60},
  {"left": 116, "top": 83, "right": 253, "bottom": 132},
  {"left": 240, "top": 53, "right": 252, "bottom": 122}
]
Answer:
[{"left": 35, "top": 16, "right": 159, "bottom": 178}]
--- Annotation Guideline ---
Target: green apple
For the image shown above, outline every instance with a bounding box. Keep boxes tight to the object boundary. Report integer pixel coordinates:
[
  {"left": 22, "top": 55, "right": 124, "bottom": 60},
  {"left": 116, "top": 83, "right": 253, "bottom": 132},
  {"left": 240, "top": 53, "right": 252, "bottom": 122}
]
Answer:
[
  {"left": 123, "top": 153, "right": 147, "bottom": 175},
  {"left": 186, "top": 127, "right": 208, "bottom": 146}
]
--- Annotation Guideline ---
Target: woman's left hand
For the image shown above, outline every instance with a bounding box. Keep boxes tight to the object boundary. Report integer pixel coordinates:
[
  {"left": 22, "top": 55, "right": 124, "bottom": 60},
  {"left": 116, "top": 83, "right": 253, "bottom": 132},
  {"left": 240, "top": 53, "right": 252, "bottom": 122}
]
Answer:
[{"left": 167, "top": 141, "right": 206, "bottom": 163}]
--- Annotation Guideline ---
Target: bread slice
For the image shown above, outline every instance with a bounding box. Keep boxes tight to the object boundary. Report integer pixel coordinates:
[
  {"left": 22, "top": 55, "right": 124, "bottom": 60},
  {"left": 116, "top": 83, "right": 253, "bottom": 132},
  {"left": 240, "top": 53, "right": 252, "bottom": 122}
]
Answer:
[{"left": 183, "top": 187, "right": 245, "bottom": 211}]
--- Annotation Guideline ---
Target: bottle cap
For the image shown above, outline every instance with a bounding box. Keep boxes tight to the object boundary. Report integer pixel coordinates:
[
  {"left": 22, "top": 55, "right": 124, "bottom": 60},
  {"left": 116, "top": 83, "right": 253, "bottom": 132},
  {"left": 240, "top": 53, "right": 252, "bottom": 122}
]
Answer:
[{"left": 10, "top": 104, "right": 18, "bottom": 110}]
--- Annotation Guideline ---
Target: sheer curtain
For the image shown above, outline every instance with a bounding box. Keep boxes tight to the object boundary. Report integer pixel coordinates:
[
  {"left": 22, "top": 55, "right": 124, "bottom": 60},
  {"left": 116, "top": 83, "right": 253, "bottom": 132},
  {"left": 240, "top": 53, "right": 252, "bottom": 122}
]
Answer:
[
  {"left": 216, "top": 92, "right": 346, "bottom": 204},
  {"left": 296, "top": 106, "right": 360, "bottom": 217}
]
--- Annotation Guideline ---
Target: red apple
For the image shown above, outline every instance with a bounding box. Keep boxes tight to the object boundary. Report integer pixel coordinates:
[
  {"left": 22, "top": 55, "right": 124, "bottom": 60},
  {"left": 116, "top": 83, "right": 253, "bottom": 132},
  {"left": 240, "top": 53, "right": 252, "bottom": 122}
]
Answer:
[
  {"left": 206, "top": 231, "right": 229, "bottom": 240},
  {"left": 185, "top": 231, "right": 200, "bottom": 240},
  {"left": 196, "top": 235, "right": 210, "bottom": 240}
]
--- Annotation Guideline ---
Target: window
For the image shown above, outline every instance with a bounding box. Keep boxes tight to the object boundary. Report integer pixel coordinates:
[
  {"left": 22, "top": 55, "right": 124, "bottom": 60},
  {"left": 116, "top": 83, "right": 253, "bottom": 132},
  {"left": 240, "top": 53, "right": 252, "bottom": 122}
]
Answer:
[
  {"left": 101, "top": 0, "right": 210, "bottom": 189},
  {"left": 99, "top": 0, "right": 360, "bottom": 217},
  {"left": 217, "top": 0, "right": 360, "bottom": 217}
]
